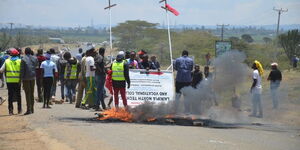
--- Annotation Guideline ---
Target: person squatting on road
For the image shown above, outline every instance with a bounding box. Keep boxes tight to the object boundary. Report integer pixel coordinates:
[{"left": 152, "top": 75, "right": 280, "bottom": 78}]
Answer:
[
  {"left": 64, "top": 52, "right": 80, "bottom": 104},
  {"left": 111, "top": 54, "right": 130, "bottom": 110},
  {"left": 250, "top": 60, "right": 264, "bottom": 118},
  {"left": 173, "top": 50, "right": 194, "bottom": 113},
  {"left": 41, "top": 52, "right": 58, "bottom": 108},
  {"left": 21, "top": 47, "right": 38, "bottom": 115},
  {"left": 0, "top": 49, "right": 22, "bottom": 115},
  {"left": 267, "top": 62, "right": 282, "bottom": 109}
]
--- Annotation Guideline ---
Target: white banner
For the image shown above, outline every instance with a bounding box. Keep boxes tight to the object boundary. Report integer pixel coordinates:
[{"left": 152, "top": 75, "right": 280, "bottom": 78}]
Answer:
[{"left": 117, "top": 69, "right": 175, "bottom": 107}]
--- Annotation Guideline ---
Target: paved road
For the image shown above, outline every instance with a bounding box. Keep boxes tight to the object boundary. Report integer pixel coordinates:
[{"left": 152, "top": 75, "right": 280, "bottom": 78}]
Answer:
[{"left": 21, "top": 100, "right": 299, "bottom": 150}]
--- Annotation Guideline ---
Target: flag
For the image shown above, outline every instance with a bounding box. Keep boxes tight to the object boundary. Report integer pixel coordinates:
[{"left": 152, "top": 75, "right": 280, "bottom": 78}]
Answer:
[{"left": 165, "top": 4, "right": 179, "bottom": 16}]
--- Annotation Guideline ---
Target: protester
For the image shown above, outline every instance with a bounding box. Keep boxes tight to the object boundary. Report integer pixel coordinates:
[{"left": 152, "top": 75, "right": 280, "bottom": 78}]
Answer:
[
  {"left": 41, "top": 52, "right": 58, "bottom": 108},
  {"left": 64, "top": 53, "right": 80, "bottom": 104},
  {"left": 139, "top": 54, "right": 150, "bottom": 70},
  {"left": 125, "top": 51, "right": 130, "bottom": 60},
  {"left": 0, "top": 49, "right": 22, "bottom": 115},
  {"left": 249, "top": 60, "right": 264, "bottom": 118},
  {"left": 75, "top": 52, "right": 86, "bottom": 108},
  {"left": 149, "top": 55, "right": 160, "bottom": 71},
  {"left": 94, "top": 47, "right": 107, "bottom": 110},
  {"left": 36, "top": 49, "right": 46, "bottom": 102},
  {"left": 0, "top": 53, "right": 6, "bottom": 88},
  {"left": 205, "top": 52, "right": 211, "bottom": 66},
  {"left": 137, "top": 49, "right": 146, "bottom": 68},
  {"left": 57, "top": 53, "right": 68, "bottom": 102},
  {"left": 105, "top": 68, "right": 113, "bottom": 109},
  {"left": 292, "top": 55, "right": 299, "bottom": 68},
  {"left": 127, "top": 51, "right": 139, "bottom": 69},
  {"left": 81, "top": 48, "right": 97, "bottom": 109},
  {"left": 267, "top": 63, "right": 282, "bottom": 109},
  {"left": 173, "top": 50, "right": 194, "bottom": 113},
  {"left": 20, "top": 47, "right": 38, "bottom": 115},
  {"left": 191, "top": 64, "right": 203, "bottom": 88},
  {"left": 76, "top": 48, "right": 83, "bottom": 62},
  {"left": 204, "top": 66, "right": 212, "bottom": 79},
  {"left": 111, "top": 54, "right": 130, "bottom": 110},
  {"left": 49, "top": 48, "right": 60, "bottom": 101}
]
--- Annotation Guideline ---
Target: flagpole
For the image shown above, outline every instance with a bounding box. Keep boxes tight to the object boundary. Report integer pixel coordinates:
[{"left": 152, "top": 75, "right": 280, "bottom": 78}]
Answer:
[
  {"left": 161, "top": 0, "right": 173, "bottom": 72},
  {"left": 104, "top": 0, "right": 117, "bottom": 63}
]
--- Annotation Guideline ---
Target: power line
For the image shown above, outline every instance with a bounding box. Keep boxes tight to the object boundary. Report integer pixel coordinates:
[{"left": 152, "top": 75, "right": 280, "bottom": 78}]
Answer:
[
  {"left": 217, "top": 24, "right": 229, "bottom": 41},
  {"left": 273, "top": 7, "right": 288, "bottom": 36}
]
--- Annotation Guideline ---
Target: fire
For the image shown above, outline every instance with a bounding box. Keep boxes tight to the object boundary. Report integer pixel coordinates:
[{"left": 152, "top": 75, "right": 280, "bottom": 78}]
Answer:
[
  {"left": 97, "top": 108, "right": 133, "bottom": 122},
  {"left": 164, "top": 114, "right": 174, "bottom": 119},
  {"left": 147, "top": 117, "right": 157, "bottom": 122}
]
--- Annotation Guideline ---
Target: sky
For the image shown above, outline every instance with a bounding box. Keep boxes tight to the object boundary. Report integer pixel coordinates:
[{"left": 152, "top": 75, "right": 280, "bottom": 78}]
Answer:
[{"left": 0, "top": 0, "right": 299, "bottom": 27}]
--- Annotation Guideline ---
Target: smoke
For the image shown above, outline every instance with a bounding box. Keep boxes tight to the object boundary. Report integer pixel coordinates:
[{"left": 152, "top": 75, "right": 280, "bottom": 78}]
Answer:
[{"left": 130, "top": 50, "right": 251, "bottom": 122}]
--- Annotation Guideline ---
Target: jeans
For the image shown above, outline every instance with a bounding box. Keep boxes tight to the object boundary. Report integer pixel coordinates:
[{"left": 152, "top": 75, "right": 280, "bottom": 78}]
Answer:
[
  {"left": 251, "top": 93, "right": 263, "bottom": 116},
  {"left": 51, "top": 79, "right": 57, "bottom": 97},
  {"left": 65, "top": 79, "right": 77, "bottom": 103},
  {"left": 60, "top": 78, "right": 65, "bottom": 100},
  {"left": 36, "top": 77, "right": 44, "bottom": 102},
  {"left": 23, "top": 80, "right": 35, "bottom": 113},
  {"left": 7, "top": 83, "right": 22, "bottom": 113},
  {"left": 270, "top": 81, "right": 280, "bottom": 109},
  {"left": 95, "top": 74, "right": 106, "bottom": 109}
]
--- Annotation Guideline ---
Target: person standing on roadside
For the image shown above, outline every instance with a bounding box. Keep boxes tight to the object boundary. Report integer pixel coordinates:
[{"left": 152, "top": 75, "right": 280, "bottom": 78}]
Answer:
[
  {"left": 76, "top": 48, "right": 83, "bottom": 63},
  {"left": 0, "top": 49, "right": 22, "bottom": 115},
  {"left": 173, "top": 50, "right": 194, "bottom": 113},
  {"left": 36, "top": 49, "right": 46, "bottom": 102},
  {"left": 64, "top": 52, "right": 80, "bottom": 104},
  {"left": 57, "top": 53, "right": 68, "bottom": 102},
  {"left": 75, "top": 53, "right": 86, "bottom": 108},
  {"left": 94, "top": 47, "right": 107, "bottom": 111},
  {"left": 49, "top": 48, "right": 60, "bottom": 101},
  {"left": 41, "top": 52, "right": 58, "bottom": 108},
  {"left": 267, "top": 63, "right": 282, "bottom": 109},
  {"left": 249, "top": 60, "right": 264, "bottom": 118},
  {"left": 20, "top": 48, "right": 38, "bottom": 115},
  {"left": 112, "top": 54, "right": 130, "bottom": 110},
  {"left": 81, "top": 48, "right": 97, "bottom": 109}
]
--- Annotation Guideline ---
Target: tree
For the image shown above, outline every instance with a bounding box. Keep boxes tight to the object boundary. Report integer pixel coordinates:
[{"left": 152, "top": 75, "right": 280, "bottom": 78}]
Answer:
[
  {"left": 241, "top": 34, "right": 254, "bottom": 43},
  {"left": 0, "top": 32, "right": 11, "bottom": 51},
  {"left": 263, "top": 37, "right": 272, "bottom": 44},
  {"left": 112, "top": 20, "right": 158, "bottom": 49},
  {"left": 278, "top": 29, "right": 300, "bottom": 63}
]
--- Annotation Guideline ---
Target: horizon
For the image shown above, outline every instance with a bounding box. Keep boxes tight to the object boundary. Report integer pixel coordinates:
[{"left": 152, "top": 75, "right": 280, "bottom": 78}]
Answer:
[{"left": 0, "top": 0, "right": 299, "bottom": 28}]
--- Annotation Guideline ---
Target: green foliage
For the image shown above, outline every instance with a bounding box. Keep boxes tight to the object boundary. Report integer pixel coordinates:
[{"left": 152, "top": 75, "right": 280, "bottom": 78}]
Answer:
[
  {"left": 241, "top": 34, "right": 254, "bottom": 43},
  {"left": 263, "top": 37, "right": 272, "bottom": 44},
  {"left": 278, "top": 29, "right": 300, "bottom": 63}
]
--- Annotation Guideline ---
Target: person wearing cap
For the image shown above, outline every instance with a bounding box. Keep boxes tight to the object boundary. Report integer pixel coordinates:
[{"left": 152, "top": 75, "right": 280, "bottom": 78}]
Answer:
[
  {"left": 81, "top": 48, "right": 97, "bottom": 109},
  {"left": 249, "top": 60, "right": 264, "bottom": 118},
  {"left": 267, "top": 63, "right": 282, "bottom": 109},
  {"left": 20, "top": 47, "right": 38, "bottom": 115},
  {"left": 41, "top": 51, "right": 58, "bottom": 108},
  {"left": 0, "top": 49, "right": 22, "bottom": 115},
  {"left": 111, "top": 54, "right": 130, "bottom": 110},
  {"left": 173, "top": 50, "right": 194, "bottom": 113}
]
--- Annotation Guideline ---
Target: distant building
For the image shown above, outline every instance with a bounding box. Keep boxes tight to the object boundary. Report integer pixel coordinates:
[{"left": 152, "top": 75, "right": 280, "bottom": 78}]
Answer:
[{"left": 49, "top": 38, "right": 65, "bottom": 44}]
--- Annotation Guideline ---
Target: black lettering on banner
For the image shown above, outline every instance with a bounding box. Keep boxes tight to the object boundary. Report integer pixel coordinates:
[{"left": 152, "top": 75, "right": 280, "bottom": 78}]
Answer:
[{"left": 159, "top": 92, "right": 167, "bottom": 96}]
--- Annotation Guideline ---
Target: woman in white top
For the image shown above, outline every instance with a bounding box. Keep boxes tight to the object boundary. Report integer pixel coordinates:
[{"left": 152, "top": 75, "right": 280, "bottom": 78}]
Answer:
[{"left": 249, "top": 60, "right": 263, "bottom": 118}]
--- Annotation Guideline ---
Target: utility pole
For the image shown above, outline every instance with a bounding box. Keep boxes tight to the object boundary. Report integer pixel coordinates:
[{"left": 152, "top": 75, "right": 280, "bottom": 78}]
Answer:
[
  {"left": 104, "top": 0, "right": 117, "bottom": 63},
  {"left": 273, "top": 7, "right": 288, "bottom": 36},
  {"left": 217, "top": 24, "right": 229, "bottom": 41},
  {"left": 8, "top": 22, "right": 14, "bottom": 33}
]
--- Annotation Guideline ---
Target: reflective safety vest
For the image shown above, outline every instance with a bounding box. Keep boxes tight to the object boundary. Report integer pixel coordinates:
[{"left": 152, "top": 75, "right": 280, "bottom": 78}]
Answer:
[
  {"left": 112, "top": 61, "right": 125, "bottom": 81},
  {"left": 5, "top": 59, "right": 21, "bottom": 83},
  {"left": 65, "top": 64, "right": 77, "bottom": 79}
]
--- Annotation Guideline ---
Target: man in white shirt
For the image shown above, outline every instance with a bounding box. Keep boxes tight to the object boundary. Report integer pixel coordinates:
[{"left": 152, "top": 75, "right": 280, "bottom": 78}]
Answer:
[
  {"left": 81, "top": 48, "right": 97, "bottom": 108},
  {"left": 250, "top": 61, "right": 263, "bottom": 118}
]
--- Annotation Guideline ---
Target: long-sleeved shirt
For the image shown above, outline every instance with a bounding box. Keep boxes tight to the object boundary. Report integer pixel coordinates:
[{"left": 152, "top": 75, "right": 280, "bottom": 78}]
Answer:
[
  {"left": 173, "top": 56, "right": 194, "bottom": 83},
  {"left": 20, "top": 54, "right": 38, "bottom": 80}
]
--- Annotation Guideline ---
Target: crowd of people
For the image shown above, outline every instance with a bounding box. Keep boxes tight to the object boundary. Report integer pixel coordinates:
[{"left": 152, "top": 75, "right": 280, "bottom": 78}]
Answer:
[
  {"left": 0, "top": 47, "right": 283, "bottom": 118},
  {"left": 0, "top": 46, "right": 163, "bottom": 115}
]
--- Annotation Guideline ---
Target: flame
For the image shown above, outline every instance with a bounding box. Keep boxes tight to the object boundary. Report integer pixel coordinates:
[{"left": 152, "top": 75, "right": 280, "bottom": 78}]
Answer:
[
  {"left": 97, "top": 108, "right": 133, "bottom": 122},
  {"left": 164, "top": 115, "right": 174, "bottom": 119},
  {"left": 147, "top": 117, "right": 157, "bottom": 122}
]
